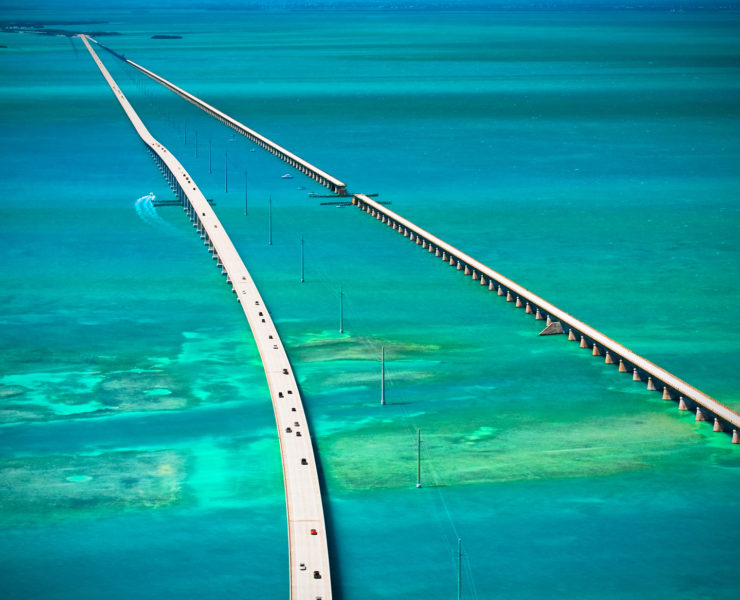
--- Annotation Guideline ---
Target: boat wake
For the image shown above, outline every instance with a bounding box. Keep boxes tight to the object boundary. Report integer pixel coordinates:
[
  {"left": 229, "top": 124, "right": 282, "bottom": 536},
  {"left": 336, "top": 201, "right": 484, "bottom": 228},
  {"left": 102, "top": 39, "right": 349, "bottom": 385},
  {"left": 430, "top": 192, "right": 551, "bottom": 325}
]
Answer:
[{"left": 134, "top": 193, "right": 180, "bottom": 234}]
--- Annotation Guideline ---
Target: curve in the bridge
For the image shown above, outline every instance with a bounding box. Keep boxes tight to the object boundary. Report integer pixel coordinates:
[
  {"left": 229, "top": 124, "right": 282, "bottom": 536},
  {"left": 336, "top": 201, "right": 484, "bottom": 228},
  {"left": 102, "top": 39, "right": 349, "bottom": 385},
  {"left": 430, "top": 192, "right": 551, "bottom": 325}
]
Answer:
[{"left": 80, "top": 34, "right": 333, "bottom": 599}]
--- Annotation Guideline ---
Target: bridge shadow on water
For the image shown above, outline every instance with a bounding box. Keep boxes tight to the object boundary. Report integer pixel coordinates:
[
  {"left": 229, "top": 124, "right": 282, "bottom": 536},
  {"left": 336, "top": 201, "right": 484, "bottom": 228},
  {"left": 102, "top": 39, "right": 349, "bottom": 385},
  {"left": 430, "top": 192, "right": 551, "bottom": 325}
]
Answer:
[{"left": 299, "top": 380, "right": 344, "bottom": 600}]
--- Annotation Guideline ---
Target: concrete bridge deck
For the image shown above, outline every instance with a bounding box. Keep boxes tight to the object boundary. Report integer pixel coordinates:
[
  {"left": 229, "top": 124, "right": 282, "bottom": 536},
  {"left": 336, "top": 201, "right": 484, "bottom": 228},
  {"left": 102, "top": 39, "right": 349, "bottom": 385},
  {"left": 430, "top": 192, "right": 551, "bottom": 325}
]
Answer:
[
  {"left": 81, "top": 34, "right": 333, "bottom": 599},
  {"left": 352, "top": 193, "right": 740, "bottom": 439}
]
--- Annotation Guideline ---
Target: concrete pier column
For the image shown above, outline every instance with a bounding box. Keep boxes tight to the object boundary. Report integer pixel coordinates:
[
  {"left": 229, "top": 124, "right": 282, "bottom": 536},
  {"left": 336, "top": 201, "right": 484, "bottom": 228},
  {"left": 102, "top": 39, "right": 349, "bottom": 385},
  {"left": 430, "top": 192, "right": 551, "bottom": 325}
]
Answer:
[
  {"left": 463, "top": 265, "right": 470, "bottom": 275},
  {"left": 457, "top": 261, "right": 463, "bottom": 271},
  {"left": 678, "top": 396, "right": 688, "bottom": 411},
  {"left": 662, "top": 387, "right": 672, "bottom": 401},
  {"left": 618, "top": 359, "right": 628, "bottom": 372},
  {"left": 472, "top": 271, "right": 479, "bottom": 281},
  {"left": 442, "top": 251, "right": 447, "bottom": 260},
  {"left": 404, "top": 229, "right": 409, "bottom": 237},
  {"left": 604, "top": 352, "right": 614, "bottom": 364},
  {"left": 436, "top": 248, "right": 441, "bottom": 257},
  {"left": 535, "top": 309, "right": 544, "bottom": 320},
  {"left": 580, "top": 336, "right": 589, "bottom": 349},
  {"left": 733, "top": 429, "right": 739, "bottom": 444},
  {"left": 525, "top": 303, "right": 534, "bottom": 314},
  {"left": 422, "top": 239, "right": 427, "bottom": 249},
  {"left": 592, "top": 344, "right": 601, "bottom": 357},
  {"left": 416, "top": 236, "right": 422, "bottom": 245},
  {"left": 632, "top": 368, "right": 641, "bottom": 381},
  {"left": 506, "top": 291, "right": 514, "bottom": 302},
  {"left": 480, "top": 276, "right": 487, "bottom": 286},
  {"left": 568, "top": 329, "right": 577, "bottom": 341},
  {"left": 498, "top": 285, "right": 505, "bottom": 296},
  {"left": 713, "top": 418, "right": 723, "bottom": 433},
  {"left": 489, "top": 281, "right": 495, "bottom": 291},
  {"left": 449, "top": 256, "right": 456, "bottom": 266},
  {"left": 646, "top": 377, "right": 656, "bottom": 391},
  {"left": 428, "top": 244, "right": 435, "bottom": 253},
  {"left": 696, "top": 407, "right": 706, "bottom": 422},
  {"left": 515, "top": 297, "right": 523, "bottom": 308}
]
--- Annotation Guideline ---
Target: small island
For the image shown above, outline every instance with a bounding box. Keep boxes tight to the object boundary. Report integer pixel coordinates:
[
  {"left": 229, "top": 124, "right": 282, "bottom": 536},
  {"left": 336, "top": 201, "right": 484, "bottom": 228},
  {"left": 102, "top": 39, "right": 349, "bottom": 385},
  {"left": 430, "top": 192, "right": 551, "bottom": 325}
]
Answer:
[{"left": 152, "top": 34, "right": 182, "bottom": 39}]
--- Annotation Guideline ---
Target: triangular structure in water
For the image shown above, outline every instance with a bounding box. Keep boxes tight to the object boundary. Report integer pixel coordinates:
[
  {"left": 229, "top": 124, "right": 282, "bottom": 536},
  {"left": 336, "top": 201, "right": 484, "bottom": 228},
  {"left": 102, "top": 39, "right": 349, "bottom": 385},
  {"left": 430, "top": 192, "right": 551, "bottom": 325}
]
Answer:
[{"left": 539, "top": 321, "right": 565, "bottom": 336}]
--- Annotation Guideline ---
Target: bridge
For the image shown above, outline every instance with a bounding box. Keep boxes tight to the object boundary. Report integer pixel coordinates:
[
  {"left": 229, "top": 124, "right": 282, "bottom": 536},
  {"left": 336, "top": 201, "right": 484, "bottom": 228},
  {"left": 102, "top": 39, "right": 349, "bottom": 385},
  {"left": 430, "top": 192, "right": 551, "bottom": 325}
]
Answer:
[
  {"left": 81, "top": 35, "right": 333, "bottom": 599},
  {"left": 89, "top": 38, "right": 739, "bottom": 444},
  {"left": 352, "top": 194, "right": 740, "bottom": 440},
  {"left": 93, "top": 40, "right": 347, "bottom": 197}
]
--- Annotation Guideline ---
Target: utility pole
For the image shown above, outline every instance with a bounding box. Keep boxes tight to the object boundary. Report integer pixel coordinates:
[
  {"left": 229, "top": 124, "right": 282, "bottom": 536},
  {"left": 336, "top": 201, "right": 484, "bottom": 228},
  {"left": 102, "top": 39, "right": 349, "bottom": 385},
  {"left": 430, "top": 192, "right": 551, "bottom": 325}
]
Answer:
[
  {"left": 268, "top": 195, "right": 272, "bottom": 246},
  {"left": 339, "top": 287, "right": 344, "bottom": 334},
  {"left": 416, "top": 429, "right": 422, "bottom": 488},
  {"left": 381, "top": 345, "right": 386, "bottom": 406},
  {"left": 457, "top": 538, "right": 462, "bottom": 600}
]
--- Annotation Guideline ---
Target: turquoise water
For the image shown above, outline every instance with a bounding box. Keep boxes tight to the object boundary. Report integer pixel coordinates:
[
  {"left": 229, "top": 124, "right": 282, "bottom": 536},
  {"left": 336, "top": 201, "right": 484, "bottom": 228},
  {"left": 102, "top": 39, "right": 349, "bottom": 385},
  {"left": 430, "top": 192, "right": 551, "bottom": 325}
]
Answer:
[{"left": 1, "top": 7, "right": 739, "bottom": 599}]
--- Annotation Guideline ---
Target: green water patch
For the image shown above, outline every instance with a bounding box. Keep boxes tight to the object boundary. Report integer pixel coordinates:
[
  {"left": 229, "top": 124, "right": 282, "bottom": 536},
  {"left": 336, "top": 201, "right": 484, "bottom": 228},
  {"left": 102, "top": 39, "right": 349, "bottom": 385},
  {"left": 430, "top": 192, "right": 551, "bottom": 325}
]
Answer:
[
  {"left": 95, "top": 369, "right": 191, "bottom": 412},
  {"left": 0, "top": 449, "right": 192, "bottom": 527},
  {"left": 286, "top": 329, "right": 442, "bottom": 363},
  {"left": 318, "top": 407, "right": 736, "bottom": 493},
  {"left": 0, "top": 327, "right": 269, "bottom": 425}
]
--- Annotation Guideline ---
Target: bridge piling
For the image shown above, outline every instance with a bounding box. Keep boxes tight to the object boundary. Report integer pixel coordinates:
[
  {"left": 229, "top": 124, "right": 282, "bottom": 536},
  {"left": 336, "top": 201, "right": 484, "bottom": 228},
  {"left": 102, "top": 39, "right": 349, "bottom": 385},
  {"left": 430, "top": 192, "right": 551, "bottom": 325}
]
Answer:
[{"left": 349, "top": 193, "right": 740, "bottom": 441}]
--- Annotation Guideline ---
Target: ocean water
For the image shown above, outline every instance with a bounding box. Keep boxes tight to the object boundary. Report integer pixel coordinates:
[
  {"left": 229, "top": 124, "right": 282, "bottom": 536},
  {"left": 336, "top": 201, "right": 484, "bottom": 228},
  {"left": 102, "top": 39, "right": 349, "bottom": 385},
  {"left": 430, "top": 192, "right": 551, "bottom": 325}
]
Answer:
[{"left": 1, "top": 7, "right": 739, "bottom": 599}]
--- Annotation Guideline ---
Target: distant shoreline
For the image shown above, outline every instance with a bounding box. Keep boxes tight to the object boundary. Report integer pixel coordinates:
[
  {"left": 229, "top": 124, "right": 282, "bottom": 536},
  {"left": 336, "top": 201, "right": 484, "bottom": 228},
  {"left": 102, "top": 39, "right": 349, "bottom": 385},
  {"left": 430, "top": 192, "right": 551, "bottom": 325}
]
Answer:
[{"left": 0, "top": 22, "right": 119, "bottom": 37}]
